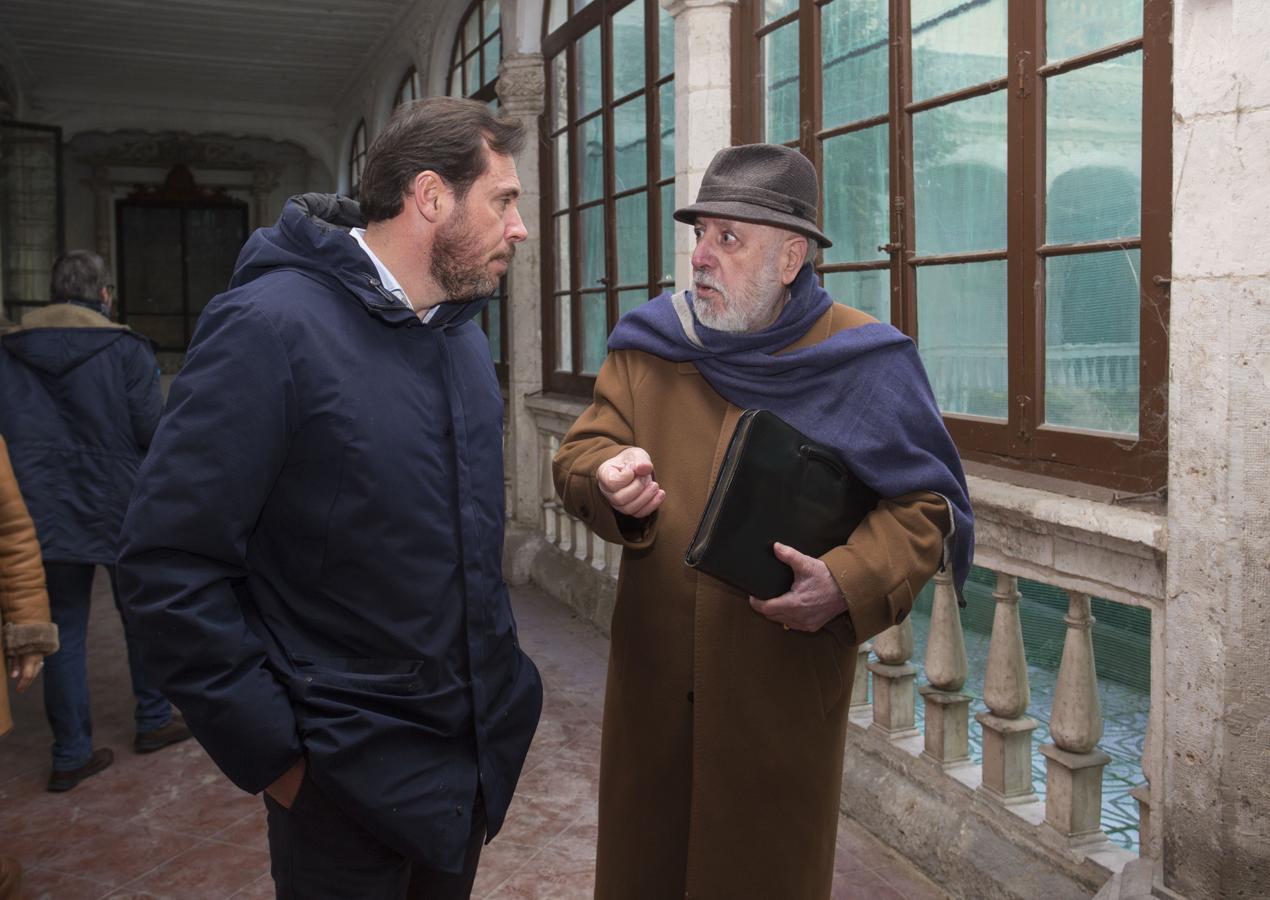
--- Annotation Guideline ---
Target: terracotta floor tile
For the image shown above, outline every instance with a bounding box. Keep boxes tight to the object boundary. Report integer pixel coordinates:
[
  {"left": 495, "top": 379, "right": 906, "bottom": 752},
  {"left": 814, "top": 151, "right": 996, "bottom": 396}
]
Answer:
[
  {"left": 472, "top": 840, "right": 542, "bottom": 897},
  {"left": 133, "top": 779, "right": 262, "bottom": 838},
  {"left": 491, "top": 794, "right": 578, "bottom": 849},
  {"left": 20, "top": 865, "right": 113, "bottom": 900},
  {"left": 0, "top": 808, "right": 119, "bottom": 869},
  {"left": 483, "top": 845, "right": 595, "bottom": 900},
  {"left": 112, "top": 838, "right": 271, "bottom": 899},
  {"left": 512, "top": 757, "right": 599, "bottom": 807},
  {"left": 41, "top": 818, "right": 200, "bottom": 888},
  {"left": 226, "top": 873, "right": 277, "bottom": 899},
  {"left": 212, "top": 807, "right": 269, "bottom": 850},
  {"left": 832, "top": 867, "right": 910, "bottom": 900}
]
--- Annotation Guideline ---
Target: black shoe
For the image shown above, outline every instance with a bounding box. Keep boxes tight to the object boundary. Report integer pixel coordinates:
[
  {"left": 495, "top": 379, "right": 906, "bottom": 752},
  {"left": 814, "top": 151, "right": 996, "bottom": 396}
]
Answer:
[
  {"left": 48, "top": 747, "right": 114, "bottom": 792},
  {"left": 134, "top": 715, "right": 192, "bottom": 754}
]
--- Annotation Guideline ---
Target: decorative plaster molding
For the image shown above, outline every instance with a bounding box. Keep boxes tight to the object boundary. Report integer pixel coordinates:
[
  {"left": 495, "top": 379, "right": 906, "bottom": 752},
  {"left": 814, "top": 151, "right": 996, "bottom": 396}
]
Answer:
[
  {"left": 496, "top": 55, "right": 547, "bottom": 115},
  {"left": 69, "top": 130, "right": 312, "bottom": 172},
  {"left": 662, "top": 0, "right": 740, "bottom": 16}
]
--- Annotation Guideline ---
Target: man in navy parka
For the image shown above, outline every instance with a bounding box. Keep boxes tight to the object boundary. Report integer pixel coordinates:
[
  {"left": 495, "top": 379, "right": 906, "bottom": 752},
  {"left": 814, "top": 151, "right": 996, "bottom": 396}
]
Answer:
[{"left": 117, "top": 98, "right": 543, "bottom": 898}]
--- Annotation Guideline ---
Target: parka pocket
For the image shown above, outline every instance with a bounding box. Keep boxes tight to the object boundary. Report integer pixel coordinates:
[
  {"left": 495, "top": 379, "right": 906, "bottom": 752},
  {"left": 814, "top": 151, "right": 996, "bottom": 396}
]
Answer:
[{"left": 293, "top": 656, "right": 427, "bottom": 698}]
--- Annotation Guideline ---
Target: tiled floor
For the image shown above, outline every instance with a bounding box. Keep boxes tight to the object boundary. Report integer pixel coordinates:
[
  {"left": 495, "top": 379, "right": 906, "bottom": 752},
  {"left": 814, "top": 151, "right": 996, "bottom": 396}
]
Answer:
[{"left": 0, "top": 569, "right": 948, "bottom": 900}]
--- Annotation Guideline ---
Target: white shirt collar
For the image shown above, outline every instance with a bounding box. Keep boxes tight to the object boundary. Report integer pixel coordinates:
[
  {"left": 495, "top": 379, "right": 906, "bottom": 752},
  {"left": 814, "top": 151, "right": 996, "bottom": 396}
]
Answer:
[{"left": 349, "top": 227, "right": 436, "bottom": 323}]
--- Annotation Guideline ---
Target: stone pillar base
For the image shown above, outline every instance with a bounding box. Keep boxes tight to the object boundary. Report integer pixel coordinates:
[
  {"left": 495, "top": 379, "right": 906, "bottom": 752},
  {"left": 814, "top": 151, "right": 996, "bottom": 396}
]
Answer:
[
  {"left": 868, "top": 661, "right": 918, "bottom": 739},
  {"left": 849, "top": 642, "right": 872, "bottom": 713},
  {"left": 975, "top": 711, "right": 1038, "bottom": 804},
  {"left": 1039, "top": 743, "right": 1111, "bottom": 843},
  {"left": 1129, "top": 783, "right": 1152, "bottom": 857},
  {"left": 919, "top": 686, "right": 971, "bottom": 768}
]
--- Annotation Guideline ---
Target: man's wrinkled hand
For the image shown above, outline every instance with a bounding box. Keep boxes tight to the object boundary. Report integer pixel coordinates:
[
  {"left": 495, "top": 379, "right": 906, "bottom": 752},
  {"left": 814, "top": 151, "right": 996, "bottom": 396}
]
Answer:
[
  {"left": 596, "top": 447, "right": 665, "bottom": 519},
  {"left": 749, "top": 542, "right": 846, "bottom": 632}
]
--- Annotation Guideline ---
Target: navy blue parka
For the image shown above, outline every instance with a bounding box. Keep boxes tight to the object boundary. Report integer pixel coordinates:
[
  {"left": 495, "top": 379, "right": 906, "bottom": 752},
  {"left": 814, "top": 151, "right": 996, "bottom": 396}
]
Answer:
[{"left": 116, "top": 194, "right": 542, "bottom": 872}]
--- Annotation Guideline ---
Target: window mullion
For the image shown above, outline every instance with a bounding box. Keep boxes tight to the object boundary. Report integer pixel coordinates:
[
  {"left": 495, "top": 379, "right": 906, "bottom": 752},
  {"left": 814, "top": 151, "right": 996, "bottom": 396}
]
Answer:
[
  {"left": 892, "top": 0, "right": 916, "bottom": 336},
  {"left": 602, "top": 4, "right": 618, "bottom": 337}
]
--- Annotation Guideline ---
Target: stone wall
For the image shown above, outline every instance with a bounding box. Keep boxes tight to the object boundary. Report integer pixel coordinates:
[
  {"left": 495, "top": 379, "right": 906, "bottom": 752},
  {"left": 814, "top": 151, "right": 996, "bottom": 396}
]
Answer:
[{"left": 1163, "top": 0, "right": 1270, "bottom": 896}]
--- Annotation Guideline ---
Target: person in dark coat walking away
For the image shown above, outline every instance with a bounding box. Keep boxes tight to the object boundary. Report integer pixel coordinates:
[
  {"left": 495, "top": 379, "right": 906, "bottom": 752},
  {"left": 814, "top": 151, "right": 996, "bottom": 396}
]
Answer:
[
  {"left": 0, "top": 250, "right": 191, "bottom": 793},
  {"left": 117, "top": 97, "right": 543, "bottom": 900}
]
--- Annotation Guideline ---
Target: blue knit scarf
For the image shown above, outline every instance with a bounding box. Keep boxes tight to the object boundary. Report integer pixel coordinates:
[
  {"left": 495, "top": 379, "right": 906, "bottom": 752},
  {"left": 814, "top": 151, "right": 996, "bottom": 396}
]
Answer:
[{"left": 608, "top": 263, "right": 975, "bottom": 594}]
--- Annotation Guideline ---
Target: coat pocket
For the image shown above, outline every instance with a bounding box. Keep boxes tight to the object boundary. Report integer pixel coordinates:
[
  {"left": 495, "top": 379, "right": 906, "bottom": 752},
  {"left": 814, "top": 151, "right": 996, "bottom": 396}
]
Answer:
[{"left": 811, "top": 630, "right": 853, "bottom": 719}]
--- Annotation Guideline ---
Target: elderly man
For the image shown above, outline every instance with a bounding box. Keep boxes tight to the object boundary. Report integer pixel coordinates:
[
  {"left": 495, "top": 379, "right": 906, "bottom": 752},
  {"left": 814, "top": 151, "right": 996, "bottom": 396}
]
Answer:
[
  {"left": 0, "top": 250, "right": 189, "bottom": 793},
  {"left": 118, "top": 98, "right": 542, "bottom": 899},
  {"left": 553, "top": 144, "right": 973, "bottom": 899}
]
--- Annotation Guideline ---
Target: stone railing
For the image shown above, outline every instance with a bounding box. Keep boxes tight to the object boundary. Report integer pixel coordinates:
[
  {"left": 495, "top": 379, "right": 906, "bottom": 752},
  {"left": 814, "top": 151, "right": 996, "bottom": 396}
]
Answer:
[{"left": 519, "top": 393, "right": 1167, "bottom": 898}]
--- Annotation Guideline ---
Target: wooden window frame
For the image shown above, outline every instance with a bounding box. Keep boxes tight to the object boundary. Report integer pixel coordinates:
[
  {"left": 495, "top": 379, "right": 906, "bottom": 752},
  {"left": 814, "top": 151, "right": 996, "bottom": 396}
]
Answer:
[
  {"left": 540, "top": 0, "right": 674, "bottom": 395},
  {"left": 733, "top": 0, "right": 1172, "bottom": 491},
  {"left": 348, "top": 120, "right": 367, "bottom": 198},
  {"left": 394, "top": 67, "right": 422, "bottom": 109}
]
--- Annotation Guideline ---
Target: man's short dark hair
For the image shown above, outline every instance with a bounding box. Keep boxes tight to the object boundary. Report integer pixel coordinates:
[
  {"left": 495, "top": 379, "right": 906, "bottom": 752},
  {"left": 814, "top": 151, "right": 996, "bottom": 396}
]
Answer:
[
  {"left": 50, "top": 250, "right": 109, "bottom": 302},
  {"left": 358, "top": 97, "right": 526, "bottom": 223}
]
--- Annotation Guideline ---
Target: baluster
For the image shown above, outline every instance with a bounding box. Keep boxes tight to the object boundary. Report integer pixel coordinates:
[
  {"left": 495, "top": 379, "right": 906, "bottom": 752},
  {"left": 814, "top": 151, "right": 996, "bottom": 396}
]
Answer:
[
  {"left": 868, "top": 617, "right": 918, "bottom": 740},
  {"left": 572, "top": 516, "right": 587, "bottom": 561},
  {"left": 557, "top": 507, "right": 573, "bottom": 553},
  {"left": 605, "top": 538, "right": 622, "bottom": 580},
  {"left": 975, "top": 572, "right": 1038, "bottom": 804},
  {"left": 919, "top": 568, "right": 971, "bottom": 768},
  {"left": 850, "top": 641, "right": 873, "bottom": 714},
  {"left": 1040, "top": 591, "right": 1111, "bottom": 846},
  {"left": 542, "top": 499, "right": 558, "bottom": 544},
  {"left": 590, "top": 532, "right": 608, "bottom": 572}
]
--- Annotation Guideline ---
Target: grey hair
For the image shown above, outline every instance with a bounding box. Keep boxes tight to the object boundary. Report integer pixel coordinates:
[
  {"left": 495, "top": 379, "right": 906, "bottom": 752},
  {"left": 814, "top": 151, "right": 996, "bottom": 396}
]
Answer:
[{"left": 50, "top": 250, "right": 110, "bottom": 302}]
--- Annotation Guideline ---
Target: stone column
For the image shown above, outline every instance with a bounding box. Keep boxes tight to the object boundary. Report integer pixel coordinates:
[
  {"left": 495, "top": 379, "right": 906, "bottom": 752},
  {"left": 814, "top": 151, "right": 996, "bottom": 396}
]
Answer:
[
  {"left": 1039, "top": 592, "right": 1110, "bottom": 847},
  {"left": 496, "top": 53, "right": 547, "bottom": 531},
  {"left": 975, "top": 572, "right": 1038, "bottom": 804},
  {"left": 1165, "top": 2, "right": 1270, "bottom": 896},
  {"left": 89, "top": 165, "right": 113, "bottom": 263},
  {"left": 662, "top": 0, "right": 738, "bottom": 291},
  {"left": 919, "top": 568, "right": 972, "bottom": 768},
  {"left": 850, "top": 641, "right": 873, "bottom": 713},
  {"left": 250, "top": 167, "right": 279, "bottom": 230},
  {"left": 868, "top": 618, "right": 919, "bottom": 740}
]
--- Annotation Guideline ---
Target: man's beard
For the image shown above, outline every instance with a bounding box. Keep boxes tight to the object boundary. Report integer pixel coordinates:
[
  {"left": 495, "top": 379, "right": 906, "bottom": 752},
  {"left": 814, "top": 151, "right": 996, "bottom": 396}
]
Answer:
[
  {"left": 691, "top": 251, "right": 785, "bottom": 333},
  {"left": 429, "top": 206, "right": 513, "bottom": 301}
]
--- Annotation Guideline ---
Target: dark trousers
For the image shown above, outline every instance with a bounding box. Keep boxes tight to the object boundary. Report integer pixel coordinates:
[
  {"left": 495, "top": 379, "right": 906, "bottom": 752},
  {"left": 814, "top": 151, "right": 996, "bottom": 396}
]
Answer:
[
  {"left": 42, "top": 562, "right": 171, "bottom": 769},
  {"left": 264, "top": 774, "right": 486, "bottom": 900}
]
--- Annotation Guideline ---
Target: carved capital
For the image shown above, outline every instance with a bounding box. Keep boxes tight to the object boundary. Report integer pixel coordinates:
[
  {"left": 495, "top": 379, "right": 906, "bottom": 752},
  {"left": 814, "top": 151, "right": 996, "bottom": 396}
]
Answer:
[
  {"left": 662, "top": 0, "right": 739, "bottom": 18},
  {"left": 496, "top": 54, "right": 546, "bottom": 116}
]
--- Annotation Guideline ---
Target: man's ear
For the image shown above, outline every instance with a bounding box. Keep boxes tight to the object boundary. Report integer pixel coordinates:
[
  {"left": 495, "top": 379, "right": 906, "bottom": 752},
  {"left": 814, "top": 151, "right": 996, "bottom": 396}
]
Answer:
[
  {"left": 410, "top": 171, "right": 447, "bottom": 224},
  {"left": 98, "top": 285, "right": 112, "bottom": 313},
  {"left": 780, "top": 236, "right": 809, "bottom": 285}
]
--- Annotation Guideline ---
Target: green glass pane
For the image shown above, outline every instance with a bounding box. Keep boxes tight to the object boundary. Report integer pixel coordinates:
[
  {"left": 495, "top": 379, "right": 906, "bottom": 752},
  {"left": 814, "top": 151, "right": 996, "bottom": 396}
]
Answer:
[
  {"left": 1046, "top": 52, "right": 1142, "bottom": 244},
  {"left": 553, "top": 133, "right": 569, "bottom": 210},
  {"left": 763, "top": 0, "right": 799, "bottom": 24},
  {"left": 822, "top": 125, "right": 889, "bottom": 264},
  {"left": 615, "top": 191, "right": 649, "bottom": 285},
  {"left": 913, "top": 90, "right": 1007, "bottom": 254},
  {"left": 911, "top": 0, "right": 1007, "bottom": 102},
  {"left": 577, "top": 27, "right": 603, "bottom": 117},
  {"left": 619, "top": 288, "right": 648, "bottom": 318},
  {"left": 555, "top": 214, "right": 571, "bottom": 290},
  {"left": 449, "top": 67, "right": 462, "bottom": 97},
  {"left": 578, "top": 116, "right": 604, "bottom": 204},
  {"left": 659, "top": 80, "right": 675, "bottom": 180},
  {"left": 661, "top": 182, "right": 676, "bottom": 283},
  {"left": 486, "top": 296, "right": 502, "bottom": 362},
  {"left": 612, "top": 0, "right": 645, "bottom": 99},
  {"left": 1044, "top": 250, "right": 1140, "bottom": 435},
  {"left": 548, "top": 0, "right": 567, "bottom": 35},
  {"left": 658, "top": 7, "right": 674, "bottom": 79},
  {"left": 465, "top": 10, "right": 480, "bottom": 50},
  {"left": 581, "top": 292, "right": 608, "bottom": 374},
  {"left": 916, "top": 261, "right": 1008, "bottom": 418},
  {"left": 483, "top": 0, "right": 500, "bottom": 37},
  {"left": 579, "top": 204, "right": 606, "bottom": 288},
  {"left": 613, "top": 95, "right": 647, "bottom": 192},
  {"left": 465, "top": 54, "right": 479, "bottom": 96},
  {"left": 556, "top": 294, "right": 573, "bottom": 371},
  {"left": 551, "top": 53, "right": 568, "bottom": 131},
  {"left": 1048, "top": 0, "right": 1142, "bottom": 62},
  {"left": 483, "top": 33, "right": 501, "bottom": 86},
  {"left": 821, "top": 0, "right": 889, "bottom": 128},
  {"left": 763, "top": 22, "right": 800, "bottom": 144},
  {"left": 823, "top": 269, "right": 890, "bottom": 324}
]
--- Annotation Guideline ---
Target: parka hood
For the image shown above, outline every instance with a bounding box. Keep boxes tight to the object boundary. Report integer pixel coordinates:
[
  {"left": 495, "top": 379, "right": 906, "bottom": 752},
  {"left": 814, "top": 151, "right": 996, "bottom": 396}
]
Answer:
[
  {"left": 1, "top": 301, "right": 135, "bottom": 377},
  {"left": 231, "top": 192, "right": 487, "bottom": 330}
]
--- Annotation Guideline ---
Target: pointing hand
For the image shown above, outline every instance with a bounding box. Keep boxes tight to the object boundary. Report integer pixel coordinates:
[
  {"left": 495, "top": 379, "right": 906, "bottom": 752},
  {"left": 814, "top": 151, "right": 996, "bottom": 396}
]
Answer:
[{"left": 596, "top": 447, "right": 666, "bottom": 519}]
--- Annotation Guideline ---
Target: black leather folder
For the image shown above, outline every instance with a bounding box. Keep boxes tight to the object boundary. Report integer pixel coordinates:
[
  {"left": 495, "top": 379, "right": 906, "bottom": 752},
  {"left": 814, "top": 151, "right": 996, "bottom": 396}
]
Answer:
[{"left": 684, "top": 409, "right": 879, "bottom": 600}]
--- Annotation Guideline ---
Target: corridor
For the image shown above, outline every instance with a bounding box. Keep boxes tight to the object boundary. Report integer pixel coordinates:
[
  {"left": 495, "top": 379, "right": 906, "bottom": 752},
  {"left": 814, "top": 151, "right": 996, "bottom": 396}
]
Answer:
[{"left": 0, "top": 571, "right": 947, "bottom": 900}]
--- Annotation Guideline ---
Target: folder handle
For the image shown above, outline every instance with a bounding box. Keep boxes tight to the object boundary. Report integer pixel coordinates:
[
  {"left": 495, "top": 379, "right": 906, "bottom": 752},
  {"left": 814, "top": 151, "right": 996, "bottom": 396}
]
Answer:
[{"left": 799, "top": 443, "right": 847, "bottom": 479}]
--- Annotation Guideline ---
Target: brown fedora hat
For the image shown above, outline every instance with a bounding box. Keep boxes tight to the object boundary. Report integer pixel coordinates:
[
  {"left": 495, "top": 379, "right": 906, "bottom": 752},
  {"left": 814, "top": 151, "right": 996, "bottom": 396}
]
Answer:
[{"left": 673, "top": 143, "right": 833, "bottom": 248}]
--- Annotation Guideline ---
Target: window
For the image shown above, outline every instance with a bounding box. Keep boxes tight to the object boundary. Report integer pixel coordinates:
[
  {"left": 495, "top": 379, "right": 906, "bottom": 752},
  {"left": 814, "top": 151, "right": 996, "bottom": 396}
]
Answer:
[
  {"left": 449, "top": 0, "right": 502, "bottom": 102},
  {"left": 449, "top": 0, "right": 507, "bottom": 378},
  {"left": 347, "top": 120, "right": 367, "bottom": 198},
  {"left": 734, "top": 0, "right": 1171, "bottom": 491},
  {"left": 541, "top": 0, "right": 676, "bottom": 393},
  {"left": 394, "top": 67, "right": 422, "bottom": 108}
]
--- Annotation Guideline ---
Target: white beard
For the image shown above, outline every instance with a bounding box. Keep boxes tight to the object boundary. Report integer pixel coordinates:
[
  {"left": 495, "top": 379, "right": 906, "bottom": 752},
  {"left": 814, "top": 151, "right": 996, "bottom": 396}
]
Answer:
[{"left": 692, "top": 266, "right": 786, "bottom": 333}]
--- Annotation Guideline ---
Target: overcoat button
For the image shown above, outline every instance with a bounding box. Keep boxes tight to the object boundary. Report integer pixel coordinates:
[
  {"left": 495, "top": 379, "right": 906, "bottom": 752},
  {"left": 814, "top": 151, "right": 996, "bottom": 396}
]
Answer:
[{"left": 895, "top": 608, "right": 908, "bottom": 625}]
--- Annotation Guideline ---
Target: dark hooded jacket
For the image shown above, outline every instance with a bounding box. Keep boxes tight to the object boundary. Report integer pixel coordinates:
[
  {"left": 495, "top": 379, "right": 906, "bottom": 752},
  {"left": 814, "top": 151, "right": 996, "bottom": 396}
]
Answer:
[
  {"left": 116, "top": 194, "right": 542, "bottom": 873},
  {"left": 0, "top": 300, "right": 161, "bottom": 564}
]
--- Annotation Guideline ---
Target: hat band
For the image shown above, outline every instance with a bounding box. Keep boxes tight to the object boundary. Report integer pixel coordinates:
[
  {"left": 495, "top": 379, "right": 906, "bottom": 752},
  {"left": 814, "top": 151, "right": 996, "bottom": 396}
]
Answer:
[{"left": 694, "top": 183, "right": 818, "bottom": 222}]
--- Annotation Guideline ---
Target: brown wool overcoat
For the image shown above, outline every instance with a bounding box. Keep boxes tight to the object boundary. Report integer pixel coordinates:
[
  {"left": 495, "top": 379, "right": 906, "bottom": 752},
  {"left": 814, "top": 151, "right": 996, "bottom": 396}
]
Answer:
[
  {"left": 0, "top": 435, "right": 58, "bottom": 738},
  {"left": 553, "top": 303, "right": 949, "bottom": 900}
]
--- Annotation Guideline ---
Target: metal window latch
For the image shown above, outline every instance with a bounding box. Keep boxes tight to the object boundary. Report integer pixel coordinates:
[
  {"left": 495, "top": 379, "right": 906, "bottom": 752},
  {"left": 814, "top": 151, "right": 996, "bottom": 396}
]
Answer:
[{"left": 877, "top": 243, "right": 901, "bottom": 254}]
